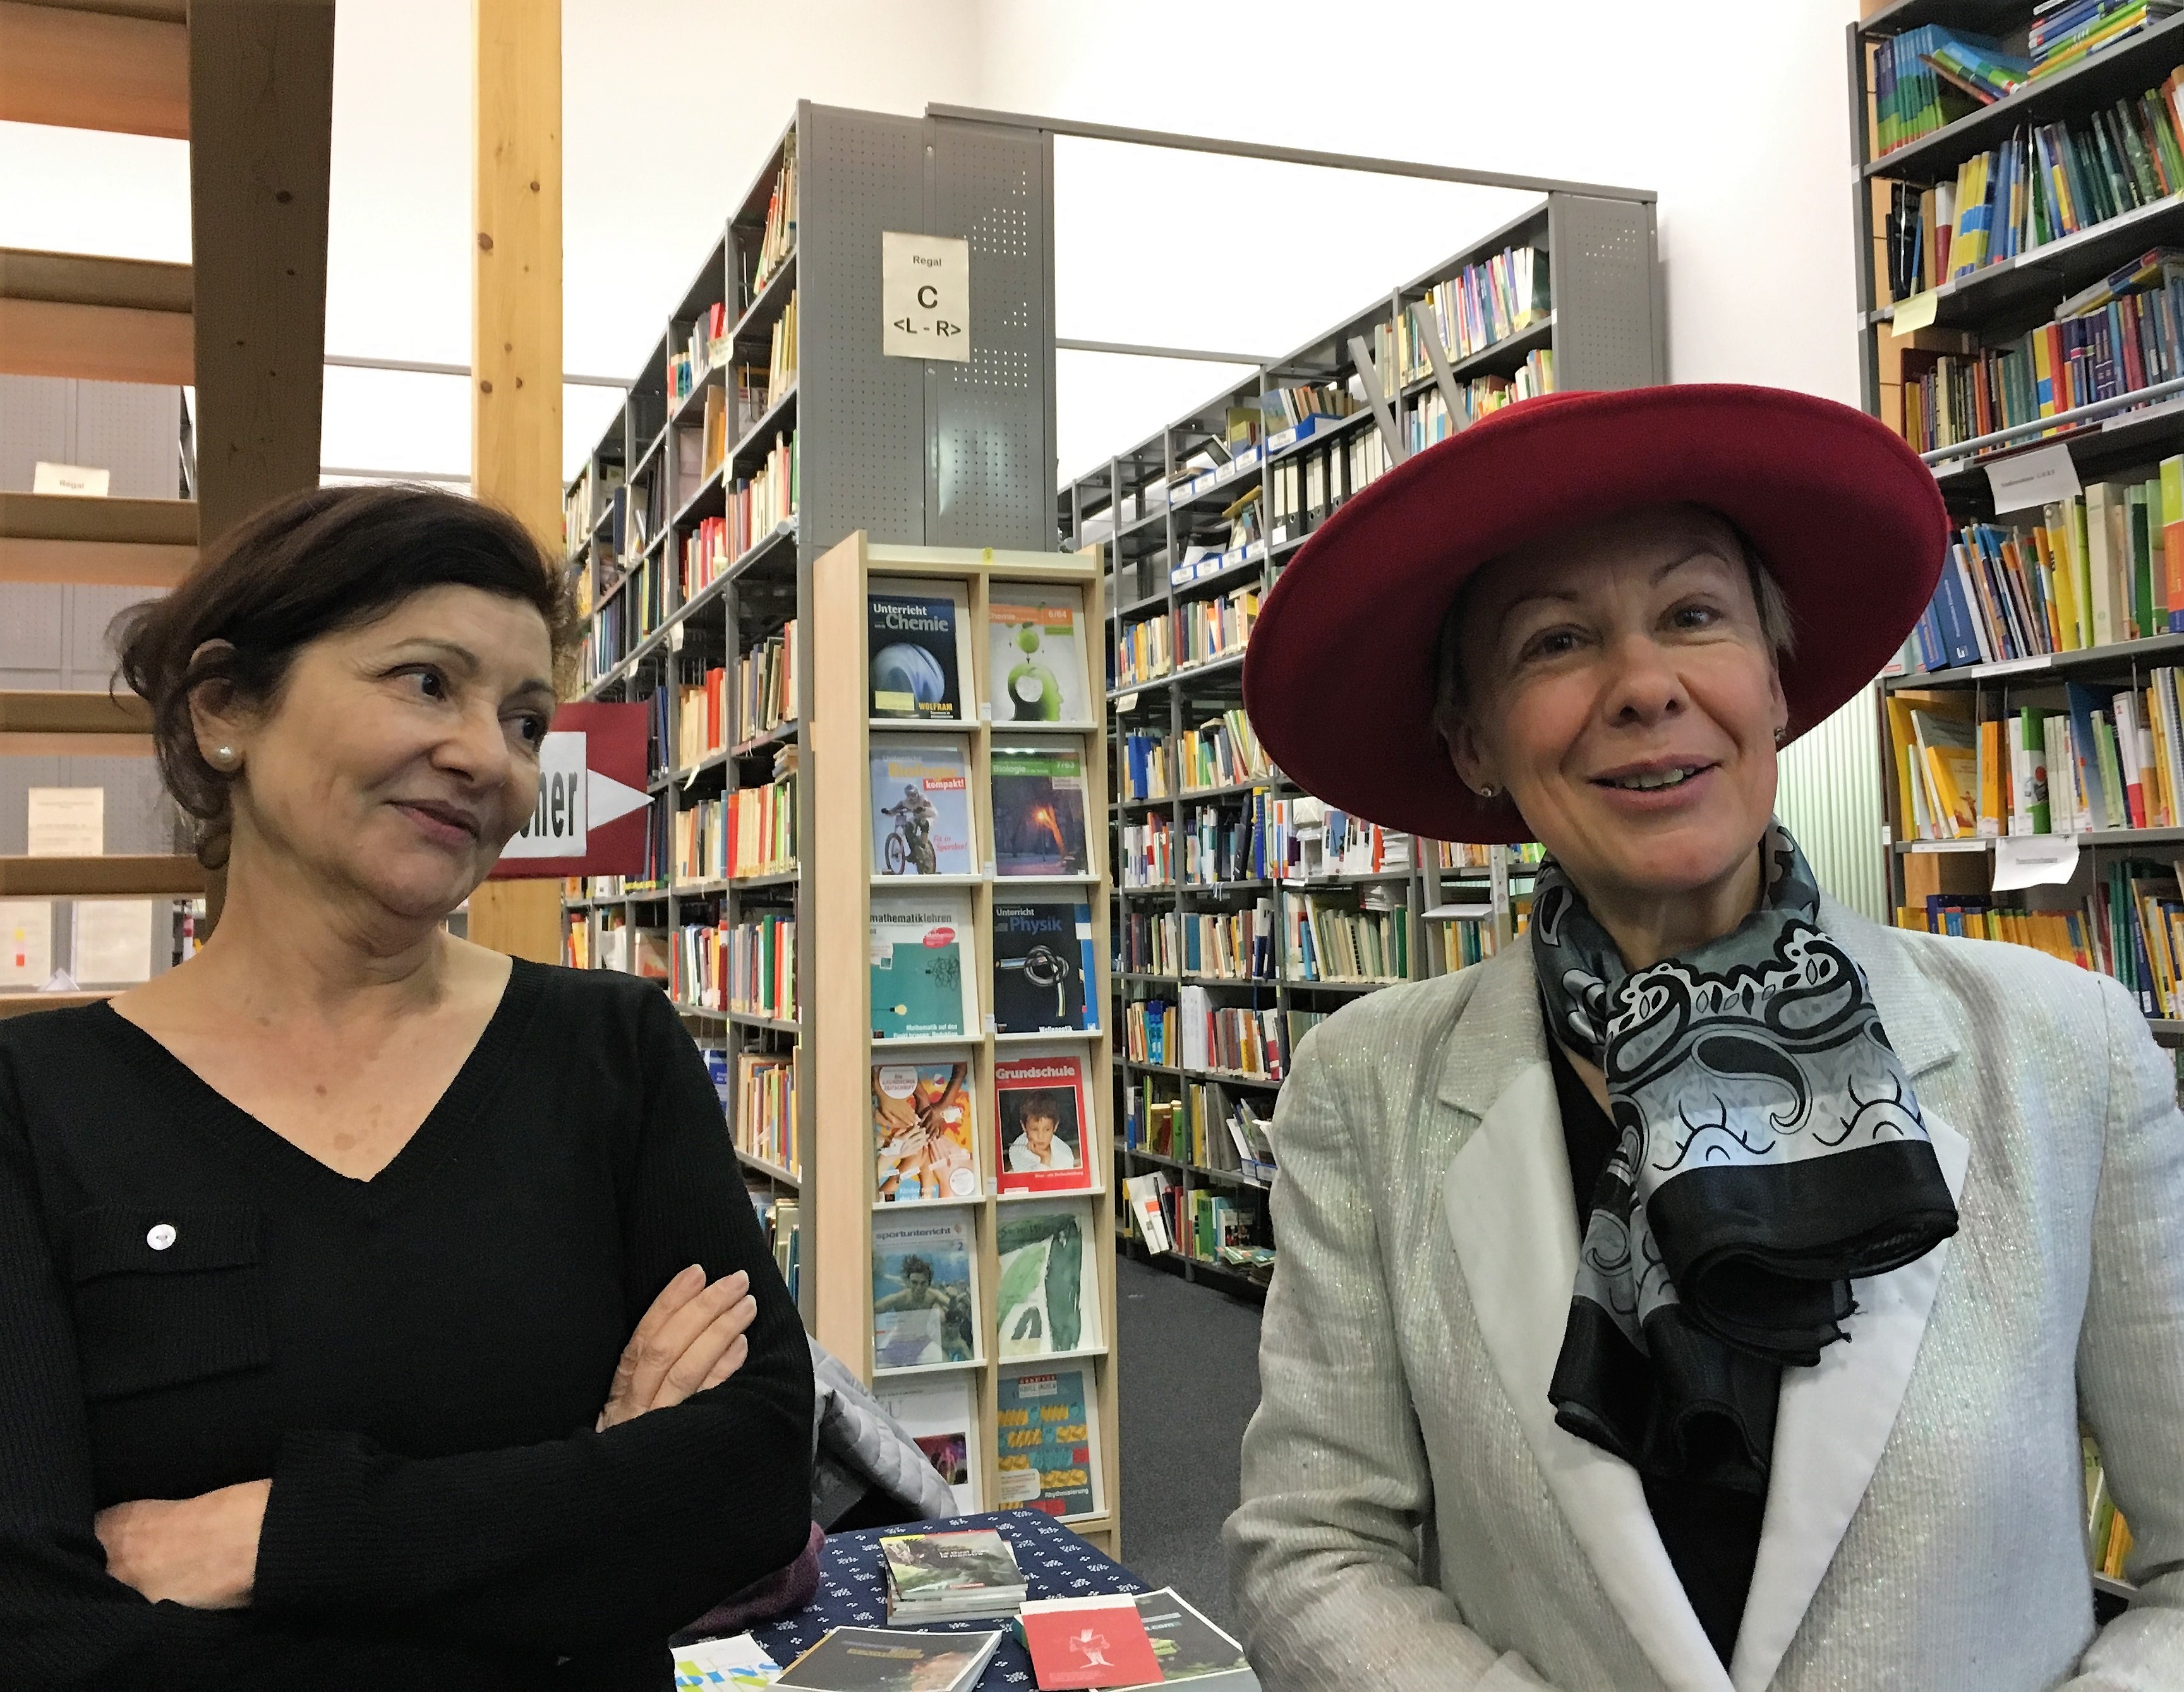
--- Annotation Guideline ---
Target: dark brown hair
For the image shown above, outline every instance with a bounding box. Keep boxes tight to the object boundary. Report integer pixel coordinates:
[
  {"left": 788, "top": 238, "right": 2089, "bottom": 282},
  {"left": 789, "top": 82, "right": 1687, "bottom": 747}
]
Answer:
[{"left": 114, "top": 483, "right": 575, "bottom": 867}]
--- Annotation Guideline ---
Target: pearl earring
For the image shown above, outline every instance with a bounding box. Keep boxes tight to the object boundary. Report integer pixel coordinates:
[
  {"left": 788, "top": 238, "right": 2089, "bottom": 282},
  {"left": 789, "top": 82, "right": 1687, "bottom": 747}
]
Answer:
[
  {"left": 1476, "top": 783, "right": 1498, "bottom": 800},
  {"left": 210, "top": 744, "right": 239, "bottom": 770}
]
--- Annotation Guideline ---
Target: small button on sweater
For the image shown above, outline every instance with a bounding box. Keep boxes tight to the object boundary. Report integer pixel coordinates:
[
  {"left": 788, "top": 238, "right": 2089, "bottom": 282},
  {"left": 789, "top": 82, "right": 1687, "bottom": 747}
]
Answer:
[{"left": 0, "top": 961, "right": 814, "bottom": 1692}]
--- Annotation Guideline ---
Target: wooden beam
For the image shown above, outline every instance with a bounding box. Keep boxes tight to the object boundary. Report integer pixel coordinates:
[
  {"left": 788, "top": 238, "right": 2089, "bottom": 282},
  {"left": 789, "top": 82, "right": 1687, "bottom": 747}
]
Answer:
[
  {"left": 0, "top": 0, "right": 188, "bottom": 138},
  {"left": 0, "top": 491, "right": 196, "bottom": 585},
  {"left": 187, "top": 0, "right": 334, "bottom": 546},
  {"left": 0, "top": 854, "right": 206, "bottom": 897},
  {"left": 466, "top": 0, "right": 565, "bottom": 966}
]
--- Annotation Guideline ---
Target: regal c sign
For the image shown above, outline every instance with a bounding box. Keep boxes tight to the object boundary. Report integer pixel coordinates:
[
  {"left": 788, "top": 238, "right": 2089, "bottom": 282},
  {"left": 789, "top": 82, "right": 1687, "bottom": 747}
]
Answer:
[{"left": 486, "top": 700, "right": 651, "bottom": 879}]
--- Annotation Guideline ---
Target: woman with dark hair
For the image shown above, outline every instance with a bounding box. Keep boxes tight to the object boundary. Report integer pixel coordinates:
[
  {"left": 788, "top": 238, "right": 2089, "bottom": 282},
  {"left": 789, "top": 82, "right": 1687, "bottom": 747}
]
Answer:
[
  {"left": 0, "top": 485, "right": 814, "bottom": 1690},
  {"left": 1225, "top": 388, "right": 2183, "bottom": 1690}
]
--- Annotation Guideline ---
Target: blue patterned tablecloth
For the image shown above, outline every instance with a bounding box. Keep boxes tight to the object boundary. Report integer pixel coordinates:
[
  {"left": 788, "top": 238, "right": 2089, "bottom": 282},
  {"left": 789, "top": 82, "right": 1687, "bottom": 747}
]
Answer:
[{"left": 749, "top": 1509, "right": 1149, "bottom": 1689}]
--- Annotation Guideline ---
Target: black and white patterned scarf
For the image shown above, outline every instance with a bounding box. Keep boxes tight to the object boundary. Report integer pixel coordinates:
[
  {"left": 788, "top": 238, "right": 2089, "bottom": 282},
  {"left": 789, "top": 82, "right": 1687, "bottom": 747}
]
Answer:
[{"left": 1535, "top": 823, "right": 1960, "bottom": 1491}]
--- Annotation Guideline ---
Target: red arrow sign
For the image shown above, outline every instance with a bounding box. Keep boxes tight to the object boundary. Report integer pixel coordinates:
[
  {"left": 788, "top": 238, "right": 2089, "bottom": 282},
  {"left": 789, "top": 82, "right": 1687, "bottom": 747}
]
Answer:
[{"left": 486, "top": 701, "right": 652, "bottom": 879}]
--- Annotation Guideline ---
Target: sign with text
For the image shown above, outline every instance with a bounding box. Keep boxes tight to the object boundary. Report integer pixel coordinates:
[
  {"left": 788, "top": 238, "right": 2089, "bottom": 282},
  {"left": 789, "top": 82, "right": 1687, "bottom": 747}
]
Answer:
[
  {"left": 488, "top": 701, "right": 651, "bottom": 879},
  {"left": 1982, "top": 441, "right": 2082, "bottom": 512},
  {"left": 881, "top": 231, "right": 970, "bottom": 361}
]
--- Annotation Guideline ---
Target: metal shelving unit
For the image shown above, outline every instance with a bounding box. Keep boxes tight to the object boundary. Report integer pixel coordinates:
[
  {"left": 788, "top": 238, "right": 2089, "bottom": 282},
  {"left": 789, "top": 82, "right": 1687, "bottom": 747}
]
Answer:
[{"left": 1061, "top": 190, "right": 1663, "bottom": 1301}]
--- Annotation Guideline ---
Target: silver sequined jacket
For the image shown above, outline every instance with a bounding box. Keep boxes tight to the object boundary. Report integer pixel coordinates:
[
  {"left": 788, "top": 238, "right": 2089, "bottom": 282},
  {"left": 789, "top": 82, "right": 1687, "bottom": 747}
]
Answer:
[{"left": 1225, "top": 896, "right": 2184, "bottom": 1692}]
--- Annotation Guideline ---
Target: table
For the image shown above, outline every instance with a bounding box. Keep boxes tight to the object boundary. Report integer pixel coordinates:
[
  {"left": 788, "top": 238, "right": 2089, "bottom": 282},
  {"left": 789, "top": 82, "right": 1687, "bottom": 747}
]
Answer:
[{"left": 751, "top": 1508, "right": 1150, "bottom": 1689}]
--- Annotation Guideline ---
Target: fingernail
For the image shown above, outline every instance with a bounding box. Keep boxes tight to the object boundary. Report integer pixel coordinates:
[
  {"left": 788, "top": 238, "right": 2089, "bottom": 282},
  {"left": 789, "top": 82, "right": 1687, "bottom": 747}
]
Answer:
[{"left": 680, "top": 1264, "right": 704, "bottom": 1286}]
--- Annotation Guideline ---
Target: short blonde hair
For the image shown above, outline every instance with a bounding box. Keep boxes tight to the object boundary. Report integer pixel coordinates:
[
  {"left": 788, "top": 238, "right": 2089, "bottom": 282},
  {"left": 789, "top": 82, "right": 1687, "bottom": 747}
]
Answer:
[{"left": 1430, "top": 520, "right": 1795, "bottom": 742}]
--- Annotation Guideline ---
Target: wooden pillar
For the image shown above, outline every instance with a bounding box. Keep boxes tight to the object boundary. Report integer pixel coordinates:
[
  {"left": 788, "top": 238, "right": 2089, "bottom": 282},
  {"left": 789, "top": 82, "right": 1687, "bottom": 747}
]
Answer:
[{"left": 466, "top": 0, "right": 566, "bottom": 964}]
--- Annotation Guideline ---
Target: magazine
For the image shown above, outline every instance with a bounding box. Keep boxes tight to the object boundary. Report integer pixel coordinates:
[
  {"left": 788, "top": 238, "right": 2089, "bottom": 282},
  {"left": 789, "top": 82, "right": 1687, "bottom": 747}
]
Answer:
[
  {"left": 994, "top": 1053, "right": 1092, "bottom": 1195},
  {"left": 773, "top": 1626, "right": 1001, "bottom": 1692},
  {"left": 1116, "top": 1588, "right": 1258, "bottom": 1688},
  {"left": 995, "top": 1198, "right": 1099, "bottom": 1360},
  {"left": 869, "top": 740, "right": 974, "bottom": 876},
  {"left": 876, "top": 1374, "right": 980, "bottom": 1513},
  {"left": 871, "top": 1211, "right": 977, "bottom": 1369},
  {"left": 671, "top": 1632, "right": 783, "bottom": 1689},
  {"left": 872, "top": 1059, "right": 980, "bottom": 1203},
  {"left": 869, "top": 577, "right": 972, "bottom": 723},
  {"left": 991, "top": 901, "right": 1095, "bottom": 1033},
  {"left": 989, "top": 585, "right": 1089, "bottom": 723},
  {"left": 869, "top": 892, "right": 976, "bottom": 1041},
  {"left": 994, "top": 1365, "right": 1100, "bottom": 1520},
  {"left": 991, "top": 743, "right": 1090, "bottom": 876}
]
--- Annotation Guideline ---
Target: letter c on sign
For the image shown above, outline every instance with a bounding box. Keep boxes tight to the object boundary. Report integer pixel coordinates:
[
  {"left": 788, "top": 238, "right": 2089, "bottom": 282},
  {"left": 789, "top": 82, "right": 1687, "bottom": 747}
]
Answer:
[{"left": 917, "top": 284, "right": 938, "bottom": 309}]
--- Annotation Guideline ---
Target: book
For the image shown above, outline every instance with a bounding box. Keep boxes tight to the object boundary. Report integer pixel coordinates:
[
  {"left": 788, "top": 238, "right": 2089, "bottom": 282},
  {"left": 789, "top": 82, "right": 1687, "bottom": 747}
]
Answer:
[
  {"left": 1121, "top": 1171, "right": 1173, "bottom": 1253},
  {"left": 991, "top": 744, "right": 1091, "bottom": 876},
  {"left": 994, "top": 1052, "right": 1093, "bottom": 1194},
  {"left": 870, "top": 740, "right": 975, "bottom": 877},
  {"left": 773, "top": 1627, "right": 1001, "bottom": 1692},
  {"left": 994, "top": 1364, "right": 1101, "bottom": 1520},
  {"left": 994, "top": 1198, "right": 1100, "bottom": 1360},
  {"left": 1111, "top": 1588, "right": 1258, "bottom": 1689},
  {"left": 673, "top": 1633, "right": 784, "bottom": 1688},
  {"left": 869, "top": 892, "right": 977, "bottom": 1040},
  {"left": 869, "top": 577, "right": 973, "bottom": 723},
  {"left": 879, "top": 1528, "right": 1027, "bottom": 1623},
  {"left": 989, "top": 585, "right": 1090, "bottom": 722},
  {"left": 876, "top": 1375, "right": 981, "bottom": 1513},
  {"left": 992, "top": 901, "right": 1096, "bottom": 1033},
  {"left": 872, "top": 1059, "right": 979, "bottom": 1203},
  {"left": 1018, "top": 1595, "right": 1162, "bottom": 1690},
  {"left": 871, "top": 1211, "right": 978, "bottom": 1369}
]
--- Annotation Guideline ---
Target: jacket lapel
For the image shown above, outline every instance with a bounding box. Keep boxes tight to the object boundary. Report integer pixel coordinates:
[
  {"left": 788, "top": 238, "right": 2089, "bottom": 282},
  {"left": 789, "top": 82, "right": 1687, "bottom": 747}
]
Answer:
[
  {"left": 1728, "top": 903, "right": 1971, "bottom": 1692},
  {"left": 1440, "top": 948, "right": 1734, "bottom": 1692}
]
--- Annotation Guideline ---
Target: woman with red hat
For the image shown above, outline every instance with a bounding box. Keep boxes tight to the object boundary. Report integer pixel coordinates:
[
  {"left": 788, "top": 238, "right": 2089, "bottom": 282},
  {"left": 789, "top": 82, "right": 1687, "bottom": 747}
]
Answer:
[{"left": 1224, "top": 386, "right": 2184, "bottom": 1691}]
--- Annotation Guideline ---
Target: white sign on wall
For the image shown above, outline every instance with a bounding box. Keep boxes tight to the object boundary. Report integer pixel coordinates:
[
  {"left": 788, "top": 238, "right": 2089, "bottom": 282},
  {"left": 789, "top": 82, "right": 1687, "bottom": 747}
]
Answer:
[
  {"left": 881, "top": 231, "right": 970, "bottom": 362},
  {"left": 499, "top": 731, "right": 651, "bottom": 861}
]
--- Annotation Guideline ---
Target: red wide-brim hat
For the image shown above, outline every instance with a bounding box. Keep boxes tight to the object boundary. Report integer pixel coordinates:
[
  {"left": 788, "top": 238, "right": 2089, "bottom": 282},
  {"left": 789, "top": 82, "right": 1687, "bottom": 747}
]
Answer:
[{"left": 1241, "top": 383, "right": 1948, "bottom": 844}]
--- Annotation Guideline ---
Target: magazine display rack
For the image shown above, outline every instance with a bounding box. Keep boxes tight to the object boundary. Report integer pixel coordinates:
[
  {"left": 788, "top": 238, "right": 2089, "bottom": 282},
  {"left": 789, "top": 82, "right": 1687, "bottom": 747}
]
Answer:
[{"left": 807, "top": 532, "right": 1121, "bottom": 1555}]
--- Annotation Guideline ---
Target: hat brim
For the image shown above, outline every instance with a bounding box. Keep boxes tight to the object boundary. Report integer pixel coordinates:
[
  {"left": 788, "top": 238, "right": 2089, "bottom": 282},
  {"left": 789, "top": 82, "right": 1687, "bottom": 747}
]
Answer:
[{"left": 1240, "top": 384, "right": 1947, "bottom": 844}]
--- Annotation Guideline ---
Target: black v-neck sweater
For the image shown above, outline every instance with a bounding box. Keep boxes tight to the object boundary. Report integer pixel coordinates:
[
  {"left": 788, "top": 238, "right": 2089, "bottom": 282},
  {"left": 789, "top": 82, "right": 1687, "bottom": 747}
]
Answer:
[{"left": 0, "top": 961, "right": 813, "bottom": 1692}]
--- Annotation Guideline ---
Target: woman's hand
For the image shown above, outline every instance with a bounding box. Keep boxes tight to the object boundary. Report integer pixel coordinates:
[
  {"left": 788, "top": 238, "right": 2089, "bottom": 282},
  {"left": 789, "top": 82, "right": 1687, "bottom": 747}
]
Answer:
[
  {"left": 94, "top": 1478, "right": 269, "bottom": 1609},
  {"left": 596, "top": 1264, "right": 757, "bottom": 1432}
]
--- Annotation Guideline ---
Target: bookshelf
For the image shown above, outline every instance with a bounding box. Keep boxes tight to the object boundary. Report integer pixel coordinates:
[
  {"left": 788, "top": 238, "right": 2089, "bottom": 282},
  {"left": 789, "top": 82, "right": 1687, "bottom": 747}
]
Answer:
[
  {"left": 554, "top": 104, "right": 1114, "bottom": 1538},
  {"left": 1061, "top": 191, "right": 1663, "bottom": 1302},
  {"left": 805, "top": 531, "right": 1119, "bottom": 1552}
]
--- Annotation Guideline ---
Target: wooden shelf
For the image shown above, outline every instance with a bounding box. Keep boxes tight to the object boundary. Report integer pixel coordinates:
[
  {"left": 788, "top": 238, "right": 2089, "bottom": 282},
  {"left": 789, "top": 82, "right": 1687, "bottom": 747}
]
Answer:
[
  {"left": 0, "top": 989, "right": 114, "bottom": 1019},
  {"left": 0, "top": 855, "right": 205, "bottom": 897},
  {"left": 0, "top": 246, "right": 193, "bottom": 385},
  {"left": 0, "top": 492, "right": 197, "bottom": 587},
  {"left": 0, "top": 3, "right": 189, "bottom": 141},
  {"left": 0, "top": 690, "right": 153, "bottom": 733}
]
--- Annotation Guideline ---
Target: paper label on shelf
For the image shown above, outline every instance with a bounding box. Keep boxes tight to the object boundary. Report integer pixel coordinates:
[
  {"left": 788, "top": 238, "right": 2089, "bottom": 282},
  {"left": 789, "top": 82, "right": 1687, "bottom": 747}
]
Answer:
[
  {"left": 881, "top": 231, "right": 970, "bottom": 361},
  {"left": 1269, "top": 426, "right": 1298, "bottom": 453},
  {"left": 27, "top": 788, "right": 102, "bottom": 856},
  {"left": 74, "top": 899, "right": 155, "bottom": 985},
  {"left": 0, "top": 901, "right": 52, "bottom": 989},
  {"left": 1991, "top": 832, "right": 2080, "bottom": 891},
  {"left": 32, "top": 461, "right": 109, "bottom": 496},
  {"left": 1214, "top": 460, "right": 1236, "bottom": 484},
  {"left": 1890, "top": 291, "right": 1940, "bottom": 336},
  {"left": 1984, "top": 442, "right": 2081, "bottom": 513},
  {"left": 1115, "top": 692, "right": 1138, "bottom": 714}
]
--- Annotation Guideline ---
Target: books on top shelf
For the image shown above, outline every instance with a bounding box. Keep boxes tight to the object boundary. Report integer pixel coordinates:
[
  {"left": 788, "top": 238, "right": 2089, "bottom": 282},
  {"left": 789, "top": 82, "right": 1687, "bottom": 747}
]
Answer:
[
  {"left": 872, "top": 1058, "right": 979, "bottom": 1203},
  {"left": 871, "top": 1209, "right": 977, "bottom": 1369},
  {"left": 994, "top": 1052, "right": 1092, "bottom": 1194},
  {"left": 875, "top": 1374, "right": 980, "bottom": 1513},
  {"left": 879, "top": 1528, "right": 1027, "bottom": 1624},
  {"left": 869, "top": 891, "right": 977, "bottom": 1040},
  {"left": 1883, "top": 76, "right": 2184, "bottom": 302},
  {"left": 773, "top": 1626, "right": 1001, "bottom": 1692},
  {"left": 870, "top": 579, "right": 974, "bottom": 723},
  {"left": 1399, "top": 244, "right": 1552, "bottom": 371},
  {"left": 1902, "top": 253, "right": 2184, "bottom": 455},
  {"left": 749, "top": 129, "right": 796, "bottom": 301},
  {"left": 1257, "top": 381, "right": 1360, "bottom": 433},
  {"left": 2030, "top": 2, "right": 2181, "bottom": 81},
  {"left": 990, "top": 586, "right": 1089, "bottom": 721},
  {"left": 996, "top": 1197, "right": 1100, "bottom": 1360},
  {"left": 995, "top": 1363, "right": 1101, "bottom": 1519},
  {"left": 869, "top": 740, "right": 975, "bottom": 877},
  {"left": 991, "top": 745, "right": 1090, "bottom": 876},
  {"left": 992, "top": 902, "right": 1097, "bottom": 1033},
  {"left": 667, "top": 303, "right": 727, "bottom": 405},
  {"left": 1873, "top": 26, "right": 2026, "bottom": 157}
]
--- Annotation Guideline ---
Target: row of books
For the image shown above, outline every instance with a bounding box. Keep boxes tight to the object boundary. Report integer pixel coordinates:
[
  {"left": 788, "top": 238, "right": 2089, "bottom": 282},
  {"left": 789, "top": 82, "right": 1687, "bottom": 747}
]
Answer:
[
  {"left": 1410, "top": 350, "right": 1557, "bottom": 448},
  {"left": 1118, "top": 899, "right": 1277, "bottom": 981},
  {"left": 1120, "top": 787, "right": 1428, "bottom": 890},
  {"left": 1285, "top": 891, "right": 1411, "bottom": 983},
  {"left": 562, "top": 460, "right": 623, "bottom": 550},
  {"left": 764, "top": 289, "right": 797, "bottom": 400},
  {"left": 1911, "top": 474, "right": 2184, "bottom": 671},
  {"left": 1903, "top": 251, "right": 2184, "bottom": 453},
  {"left": 1874, "top": 25, "right": 2024, "bottom": 157},
  {"left": 664, "top": 772, "right": 797, "bottom": 882},
  {"left": 2033, "top": 2, "right": 2181, "bottom": 80},
  {"left": 748, "top": 131, "right": 796, "bottom": 302},
  {"left": 1903, "top": 857, "right": 2184, "bottom": 1019},
  {"left": 1886, "top": 71, "right": 2184, "bottom": 300},
  {"left": 1429, "top": 913, "right": 1507, "bottom": 971},
  {"left": 732, "top": 1049, "right": 797, "bottom": 1173},
  {"left": 1396, "top": 244, "right": 1553, "bottom": 375},
  {"left": 667, "top": 301, "right": 729, "bottom": 407},
  {"left": 675, "top": 665, "right": 727, "bottom": 769},
  {"left": 749, "top": 1187, "right": 799, "bottom": 1304},
  {"left": 1437, "top": 839, "right": 1546, "bottom": 870},
  {"left": 1887, "top": 675, "right": 2184, "bottom": 839},
  {"left": 1178, "top": 708, "right": 1269, "bottom": 792},
  {"left": 1112, "top": 582, "right": 1260, "bottom": 690},
  {"left": 1130, "top": 1082, "right": 1276, "bottom": 1179},
  {"left": 1125, "top": 988, "right": 1286, "bottom": 1080},
  {"left": 869, "top": 896, "right": 1097, "bottom": 1040},
  {"left": 1258, "top": 381, "right": 1360, "bottom": 431},
  {"left": 672, "top": 911, "right": 798, "bottom": 1020},
  {"left": 740, "top": 620, "right": 796, "bottom": 744}
]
